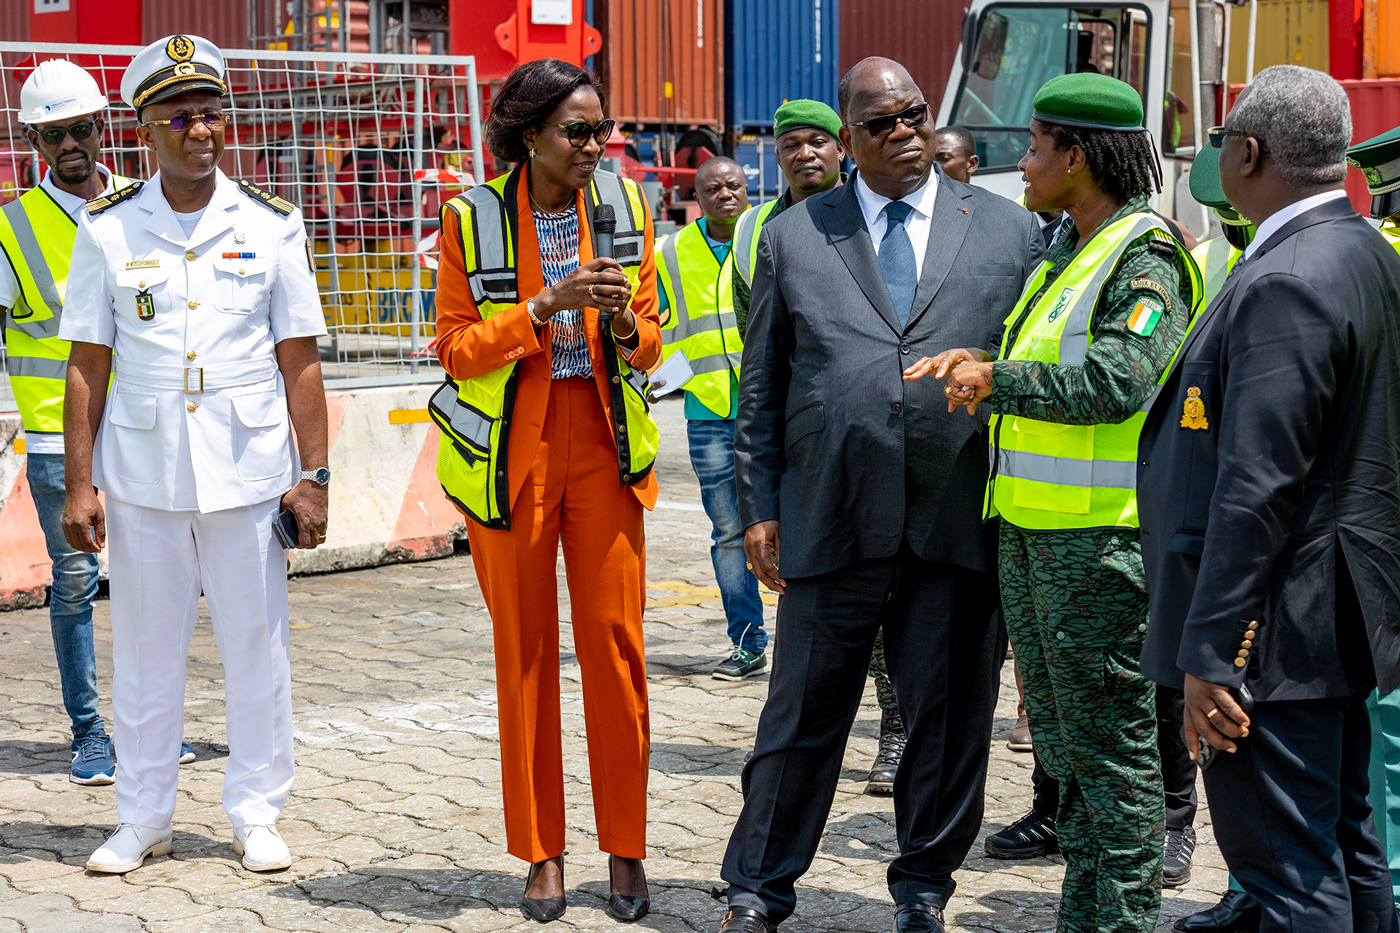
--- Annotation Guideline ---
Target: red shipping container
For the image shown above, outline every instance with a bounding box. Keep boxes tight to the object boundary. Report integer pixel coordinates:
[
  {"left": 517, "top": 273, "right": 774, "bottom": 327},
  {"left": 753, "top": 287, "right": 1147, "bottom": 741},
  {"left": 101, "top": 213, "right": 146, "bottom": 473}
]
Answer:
[
  {"left": 595, "top": 0, "right": 723, "bottom": 129},
  {"left": 1340, "top": 78, "right": 1400, "bottom": 214},
  {"left": 0, "top": 3, "right": 28, "bottom": 43},
  {"left": 840, "top": 0, "right": 969, "bottom": 115},
  {"left": 141, "top": 0, "right": 249, "bottom": 50}
]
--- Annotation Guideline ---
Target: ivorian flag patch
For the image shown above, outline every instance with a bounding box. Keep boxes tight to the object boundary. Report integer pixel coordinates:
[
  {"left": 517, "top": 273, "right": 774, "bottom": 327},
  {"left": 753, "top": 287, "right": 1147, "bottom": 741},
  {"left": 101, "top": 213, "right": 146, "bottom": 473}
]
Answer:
[{"left": 1127, "top": 296, "right": 1164, "bottom": 337}]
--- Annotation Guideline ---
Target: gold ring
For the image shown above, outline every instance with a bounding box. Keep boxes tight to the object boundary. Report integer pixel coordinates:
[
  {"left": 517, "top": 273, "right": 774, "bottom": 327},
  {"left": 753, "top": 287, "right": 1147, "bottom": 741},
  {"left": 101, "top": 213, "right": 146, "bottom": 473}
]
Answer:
[
  {"left": 1206, "top": 708, "right": 1220, "bottom": 719},
  {"left": 318, "top": 534, "right": 327, "bottom": 540},
  {"left": 589, "top": 284, "right": 597, "bottom": 299}
]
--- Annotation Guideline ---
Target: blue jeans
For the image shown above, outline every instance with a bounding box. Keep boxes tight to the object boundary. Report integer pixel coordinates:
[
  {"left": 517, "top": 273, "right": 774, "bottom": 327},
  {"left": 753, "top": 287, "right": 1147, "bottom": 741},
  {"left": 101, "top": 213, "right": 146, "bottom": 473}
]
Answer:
[
  {"left": 26, "top": 452, "right": 104, "bottom": 740},
  {"left": 686, "top": 418, "right": 766, "bottom": 653}
]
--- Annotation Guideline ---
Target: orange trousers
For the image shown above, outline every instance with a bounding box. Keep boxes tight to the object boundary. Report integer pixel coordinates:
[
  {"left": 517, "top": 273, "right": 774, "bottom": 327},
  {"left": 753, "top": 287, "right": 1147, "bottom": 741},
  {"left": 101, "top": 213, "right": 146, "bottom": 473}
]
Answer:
[{"left": 466, "top": 378, "right": 650, "bottom": 863}]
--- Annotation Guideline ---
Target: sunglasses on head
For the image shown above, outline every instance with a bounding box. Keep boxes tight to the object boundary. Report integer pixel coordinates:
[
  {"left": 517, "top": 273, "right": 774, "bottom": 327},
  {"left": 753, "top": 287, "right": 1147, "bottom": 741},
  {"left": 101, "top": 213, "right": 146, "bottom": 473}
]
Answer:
[
  {"left": 1207, "top": 125, "right": 1268, "bottom": 152},
  {"left": 541, "top": 118, "right": 616, "bottom": 148},
  {"left": 844, "top": 103, "right": 930, "bottom": 139},
  {"left": 143, "top": 111, "right": 227, "bottom": 133},
  {"left": 31, "top": 120, "right": 97, "bottom": 146}
]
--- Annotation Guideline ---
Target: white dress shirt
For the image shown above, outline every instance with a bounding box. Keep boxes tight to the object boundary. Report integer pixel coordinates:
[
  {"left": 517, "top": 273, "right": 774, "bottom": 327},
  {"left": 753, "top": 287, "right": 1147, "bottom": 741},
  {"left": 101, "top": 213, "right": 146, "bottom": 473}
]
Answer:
[
  {"left": 1244, "top": 189, "right": 1349, "bottom": 261},
  {"left": 854, "top": 167, "right": 940, "bottom": 279}
]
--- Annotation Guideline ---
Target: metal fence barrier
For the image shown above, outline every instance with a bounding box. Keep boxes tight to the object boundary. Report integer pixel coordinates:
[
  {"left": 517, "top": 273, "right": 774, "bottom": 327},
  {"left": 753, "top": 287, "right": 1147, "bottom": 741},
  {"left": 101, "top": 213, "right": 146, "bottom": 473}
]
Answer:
[{"left": 0, "top": 42, "right": 485, "bottom": 389}]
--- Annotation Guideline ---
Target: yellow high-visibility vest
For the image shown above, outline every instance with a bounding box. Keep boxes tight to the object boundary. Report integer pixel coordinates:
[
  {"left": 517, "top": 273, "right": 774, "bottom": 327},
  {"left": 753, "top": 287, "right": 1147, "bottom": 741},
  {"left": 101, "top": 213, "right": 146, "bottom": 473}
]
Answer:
[
  {"left": 0, "top": 174, "right": 136, "bottom": 436},
  {"left": 732, "top": 200, "right": 781, "bottom": 287},
  {"left": 1191, "top": 235, "right": 1242, "bottom": 306},
  {"left": 989, "top": 212, "right": 1202, "bottom": 530},
  {"left": 429, "top": 166, "right": 658, "bottom": 530},
  {"left": 656, "top": 220, "right": 744, "bottom": 417}
]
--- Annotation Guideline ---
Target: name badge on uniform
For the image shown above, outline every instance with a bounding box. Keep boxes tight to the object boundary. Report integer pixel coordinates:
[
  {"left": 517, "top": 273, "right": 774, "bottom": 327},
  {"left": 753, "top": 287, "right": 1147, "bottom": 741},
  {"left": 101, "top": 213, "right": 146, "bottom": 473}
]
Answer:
[
  {"left": 126, "top": 259, "right": 161, "bottom": 270},
  {"left": 135, "top": 290, "right": 155, "bottom": 322}
]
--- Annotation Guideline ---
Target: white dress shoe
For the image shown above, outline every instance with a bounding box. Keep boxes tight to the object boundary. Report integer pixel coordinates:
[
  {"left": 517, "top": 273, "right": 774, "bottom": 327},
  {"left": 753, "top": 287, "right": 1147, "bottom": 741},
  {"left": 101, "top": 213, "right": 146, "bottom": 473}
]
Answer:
[
  {"left": 231, "top": 824, "right": 291, "bottom": 871},
  {"left": 85, "top": 823, "right": 172, "bottom": 873}
]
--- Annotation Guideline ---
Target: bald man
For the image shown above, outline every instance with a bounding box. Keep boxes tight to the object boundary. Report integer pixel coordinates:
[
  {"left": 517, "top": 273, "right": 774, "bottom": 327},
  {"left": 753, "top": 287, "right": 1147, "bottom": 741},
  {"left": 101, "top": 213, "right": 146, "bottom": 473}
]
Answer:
[
  {"left": 653, "top": 158, "right": 768, "bottom": 680},
  {"left": 713, "top": 58, "right": 1042, "bottom": 933}
]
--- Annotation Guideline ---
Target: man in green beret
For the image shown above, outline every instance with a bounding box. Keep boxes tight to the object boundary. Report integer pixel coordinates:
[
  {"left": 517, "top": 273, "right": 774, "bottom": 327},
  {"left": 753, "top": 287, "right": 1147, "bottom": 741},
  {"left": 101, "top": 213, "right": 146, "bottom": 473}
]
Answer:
[
  {"left": 907, "top": 70, "right": 1201, "bottom": 933},
  {"left": 1347, "top": 123, "right": 1400, "bottom": 930}
]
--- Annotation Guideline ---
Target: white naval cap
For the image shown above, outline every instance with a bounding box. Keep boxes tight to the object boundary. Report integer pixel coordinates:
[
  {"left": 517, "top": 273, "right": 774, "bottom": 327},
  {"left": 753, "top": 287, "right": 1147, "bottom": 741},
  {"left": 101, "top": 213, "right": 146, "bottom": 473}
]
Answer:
[{"left": 121, "top": 34, "right": 227, "bottom": 117}]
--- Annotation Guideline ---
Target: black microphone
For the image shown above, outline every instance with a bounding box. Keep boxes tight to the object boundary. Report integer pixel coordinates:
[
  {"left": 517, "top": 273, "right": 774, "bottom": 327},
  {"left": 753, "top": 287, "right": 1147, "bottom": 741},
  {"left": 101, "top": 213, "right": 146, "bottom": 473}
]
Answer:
[{"left": 592, "top": 203, "right": 617, "bottom": 322}]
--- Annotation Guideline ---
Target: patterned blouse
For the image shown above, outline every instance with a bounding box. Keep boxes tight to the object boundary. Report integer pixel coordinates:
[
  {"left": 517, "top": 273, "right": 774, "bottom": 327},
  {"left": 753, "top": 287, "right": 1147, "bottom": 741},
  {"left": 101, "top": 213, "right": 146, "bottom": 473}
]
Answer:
[{"left": 534, "top": 205, "right": 591, "bottom": 379}]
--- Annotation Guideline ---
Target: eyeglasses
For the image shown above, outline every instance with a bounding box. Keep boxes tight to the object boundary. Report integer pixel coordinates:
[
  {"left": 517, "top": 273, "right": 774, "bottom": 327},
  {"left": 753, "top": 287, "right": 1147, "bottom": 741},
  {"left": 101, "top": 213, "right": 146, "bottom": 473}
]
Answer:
[
  {"left": 144, "top": 112, "right": 227, "bottom": 133},
  {"left": 1207, "top": 125, "right": 1268, "bottom": 152},
  {"left": 541, "top": 119, "right": 616, "bottom": 147},
  {"left": 844, "top": 103, "right": 930, "bottom": 138},
  {"left": 31, "top": 120, "right": 97, "bottom": 146}
]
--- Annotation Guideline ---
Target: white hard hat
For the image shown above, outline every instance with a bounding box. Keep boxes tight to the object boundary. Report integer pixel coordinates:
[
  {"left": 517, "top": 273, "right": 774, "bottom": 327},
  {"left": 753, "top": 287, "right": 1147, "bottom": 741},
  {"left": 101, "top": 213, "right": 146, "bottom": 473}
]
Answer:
[{"left": 20, "top": 59, "right": 109, "bottom": 125}]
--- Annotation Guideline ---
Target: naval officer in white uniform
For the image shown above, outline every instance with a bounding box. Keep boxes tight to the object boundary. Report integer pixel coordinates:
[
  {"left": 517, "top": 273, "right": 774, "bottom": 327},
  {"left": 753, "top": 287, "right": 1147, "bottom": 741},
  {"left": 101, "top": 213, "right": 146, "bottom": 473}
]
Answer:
[{"left": 58, "top": 34, "right": 330, "bottom": 874}]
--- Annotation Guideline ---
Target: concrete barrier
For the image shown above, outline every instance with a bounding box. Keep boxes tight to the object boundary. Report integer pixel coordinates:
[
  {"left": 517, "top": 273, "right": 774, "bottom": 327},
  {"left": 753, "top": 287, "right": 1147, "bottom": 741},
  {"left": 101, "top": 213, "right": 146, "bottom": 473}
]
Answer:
[{"left": 0, "top": 384, "right": 467, "bottom": 611}]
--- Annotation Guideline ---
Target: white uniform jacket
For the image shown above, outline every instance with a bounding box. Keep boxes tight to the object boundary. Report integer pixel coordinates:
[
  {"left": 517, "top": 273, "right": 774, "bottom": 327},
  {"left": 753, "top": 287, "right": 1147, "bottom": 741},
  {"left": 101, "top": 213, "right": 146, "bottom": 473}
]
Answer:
[{"left": 59, "top": 170, "right": 328, "bottom": 513}]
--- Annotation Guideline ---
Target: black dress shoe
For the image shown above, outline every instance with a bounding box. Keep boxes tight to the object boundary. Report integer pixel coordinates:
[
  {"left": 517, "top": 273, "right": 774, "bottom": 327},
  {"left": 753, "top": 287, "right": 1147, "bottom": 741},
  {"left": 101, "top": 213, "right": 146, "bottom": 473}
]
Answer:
[
  {"left": 715, "top": 906, "right": 774, "bottom": 933},
  {"left": 1163, "top": 826, "right": 1196, "bottom": 887},
  {"left": 521, "top": 857, "right": 566, "bottom": 923},
  {"left": 984, "top": 809, "right": 1058, "bottom": 859},
  {"left": 866, "top": 708, "right": 906, "bottom": 796},
  {"left": 605, "top": 855, "right": 650, "bottom": 923},
  {"left": 893, "top": 904, "right": 946, "bottom": 932},
  {"left": 1172, "top": 890, "right": 1261, "bottom": 932}
]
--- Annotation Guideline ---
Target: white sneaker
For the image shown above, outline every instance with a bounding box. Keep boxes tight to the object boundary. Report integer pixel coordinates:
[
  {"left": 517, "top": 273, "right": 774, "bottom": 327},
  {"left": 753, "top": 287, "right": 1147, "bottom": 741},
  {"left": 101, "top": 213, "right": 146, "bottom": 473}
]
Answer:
[
  {"left": 231, "top": 824, "right": 291, "bottom": 871},
  {"left": 85, "top": 823, "right": 172, "bottom": 873}
]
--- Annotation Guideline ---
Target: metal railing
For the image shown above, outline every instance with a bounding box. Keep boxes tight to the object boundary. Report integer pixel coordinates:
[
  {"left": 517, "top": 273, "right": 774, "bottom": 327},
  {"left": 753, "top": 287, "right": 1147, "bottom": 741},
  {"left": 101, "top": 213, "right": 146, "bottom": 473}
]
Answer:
[{"left": 0, "top": 42, "right": 485, "bottom": 389}]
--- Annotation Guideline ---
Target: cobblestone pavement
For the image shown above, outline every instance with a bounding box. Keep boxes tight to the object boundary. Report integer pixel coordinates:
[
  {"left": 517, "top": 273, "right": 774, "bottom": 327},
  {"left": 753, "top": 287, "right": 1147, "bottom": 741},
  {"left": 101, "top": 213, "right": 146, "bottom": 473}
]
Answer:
[{"left": 0, "top": 397, "right": 1230, "bottom": 932}]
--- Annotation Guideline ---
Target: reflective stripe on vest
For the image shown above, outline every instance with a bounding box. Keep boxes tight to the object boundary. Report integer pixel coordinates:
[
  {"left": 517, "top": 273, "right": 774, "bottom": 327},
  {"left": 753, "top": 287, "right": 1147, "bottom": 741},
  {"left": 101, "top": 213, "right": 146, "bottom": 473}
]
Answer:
[
  {"left": 988, "top": 211, "right": 1202, "bottom": 531},
  {"left": 432, "top": 166, "right": 659, "bottom": 529},
  {"left": 733, "top": 200, "right": 780, "bottom": 286},
  {"left": 656, "top": 222, "right": 743, "bottom": 417},
  {"left": 1, "top": 176, "right": 135, "bottom": 434},
  {"left": 1191, "top": 235, "right": 1240, "bottom": 307}
]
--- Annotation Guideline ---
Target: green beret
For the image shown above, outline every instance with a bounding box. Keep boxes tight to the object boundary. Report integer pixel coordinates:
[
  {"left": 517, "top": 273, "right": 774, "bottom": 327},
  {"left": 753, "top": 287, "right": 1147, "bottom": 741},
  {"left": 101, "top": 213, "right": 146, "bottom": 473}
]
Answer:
[
  {"left": 1033, "top": 73, "right": 1145, "bottom": 132},
  {"left": 1346, "top": 123, "right": 1400, "bottom": 195},
  {"left": 773, "top": 99, "right": 842, "bottom": 140}
]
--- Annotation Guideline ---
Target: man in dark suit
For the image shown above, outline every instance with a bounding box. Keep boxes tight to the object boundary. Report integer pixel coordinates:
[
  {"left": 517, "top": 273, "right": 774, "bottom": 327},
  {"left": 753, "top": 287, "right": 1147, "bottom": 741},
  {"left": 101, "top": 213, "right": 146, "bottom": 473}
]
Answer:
[
  {"left": 1138, "top": 65, "right": 1400, "bottom": 933},
  {"left": 713, "top": 57, "right": 1042, "bottom": 933}
]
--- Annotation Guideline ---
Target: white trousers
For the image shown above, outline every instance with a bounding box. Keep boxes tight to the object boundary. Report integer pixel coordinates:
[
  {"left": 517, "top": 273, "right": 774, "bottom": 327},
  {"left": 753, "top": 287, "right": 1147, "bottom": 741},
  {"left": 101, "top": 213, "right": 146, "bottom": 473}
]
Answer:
[{"left": 106, "top": 496, "right": 294, "bottom": 829}]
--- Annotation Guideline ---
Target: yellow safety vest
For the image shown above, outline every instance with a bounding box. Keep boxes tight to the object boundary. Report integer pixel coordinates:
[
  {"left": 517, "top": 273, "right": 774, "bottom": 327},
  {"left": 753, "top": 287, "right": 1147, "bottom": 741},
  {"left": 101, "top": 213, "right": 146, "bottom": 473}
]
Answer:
[
  {"left": 989, "top": 212, "right": 1202, "bottom": 531},
  {"left": 1191, "top": 235, "right": 1242, "bottom": 306},
  {"left": 656, "top": 221, "right": 745, "bottom": 418},
  {"left": 1381, "top": 222, "right": 1400, "bottom": 254},
  {"left": 732, "top": 200, "right": 781, "bottom": 287},
  {"left": 0, "top": 174, "right": 135, "bottom": 435},
  {"left": 429, "top": 166, "right": 658, "bottom": 530}
]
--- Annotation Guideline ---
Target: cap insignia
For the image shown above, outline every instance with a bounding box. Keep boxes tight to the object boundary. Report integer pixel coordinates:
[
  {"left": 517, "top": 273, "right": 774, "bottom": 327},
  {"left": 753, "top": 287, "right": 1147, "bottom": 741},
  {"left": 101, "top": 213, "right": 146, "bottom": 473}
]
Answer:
[{"left": 166, "top": 35, "right": 195, "bottom": 63}]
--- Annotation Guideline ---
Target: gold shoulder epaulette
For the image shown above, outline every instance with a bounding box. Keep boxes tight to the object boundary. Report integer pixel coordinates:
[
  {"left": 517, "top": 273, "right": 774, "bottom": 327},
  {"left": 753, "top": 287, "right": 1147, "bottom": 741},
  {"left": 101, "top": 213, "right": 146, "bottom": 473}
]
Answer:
[
  {"left": 86, "top": 180, "right": 144, "bottom": 216},
  {"left": 236, "top": 179, "right": 296, "bottom": 216}
]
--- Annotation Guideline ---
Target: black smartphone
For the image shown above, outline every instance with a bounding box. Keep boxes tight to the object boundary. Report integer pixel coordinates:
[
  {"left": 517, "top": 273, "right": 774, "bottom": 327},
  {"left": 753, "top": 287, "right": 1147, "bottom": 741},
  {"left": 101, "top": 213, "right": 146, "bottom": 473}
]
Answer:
[{"left": 273, "top": 509, "right": 300, "bottom": 549}]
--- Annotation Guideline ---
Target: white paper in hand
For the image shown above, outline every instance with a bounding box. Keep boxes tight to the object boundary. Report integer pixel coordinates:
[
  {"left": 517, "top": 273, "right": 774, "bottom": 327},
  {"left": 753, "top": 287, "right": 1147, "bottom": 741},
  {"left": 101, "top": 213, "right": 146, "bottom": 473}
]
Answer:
[{"left": 649, "top": 350, "right": 694, "bottom": 398}]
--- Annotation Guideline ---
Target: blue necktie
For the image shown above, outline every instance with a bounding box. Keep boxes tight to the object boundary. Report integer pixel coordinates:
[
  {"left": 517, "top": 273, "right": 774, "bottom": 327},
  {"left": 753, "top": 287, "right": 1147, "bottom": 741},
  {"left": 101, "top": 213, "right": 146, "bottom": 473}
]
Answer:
[{"left": 880, "top": 200, "right": 918, "bottom": 327}]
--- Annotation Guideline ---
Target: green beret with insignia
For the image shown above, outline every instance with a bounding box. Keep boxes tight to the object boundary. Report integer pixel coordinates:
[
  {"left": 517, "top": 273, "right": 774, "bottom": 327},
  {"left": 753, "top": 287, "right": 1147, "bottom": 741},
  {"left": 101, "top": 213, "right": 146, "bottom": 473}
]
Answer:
[
  {"left": 1346, "top": 123, "right": 1400, "bottom": 219},
  {"left": 774, "top": 99, "right": 842, "bottom": 140},
  {"left": 1033, "top": 73, "right": 1145, "bottom": 132}
]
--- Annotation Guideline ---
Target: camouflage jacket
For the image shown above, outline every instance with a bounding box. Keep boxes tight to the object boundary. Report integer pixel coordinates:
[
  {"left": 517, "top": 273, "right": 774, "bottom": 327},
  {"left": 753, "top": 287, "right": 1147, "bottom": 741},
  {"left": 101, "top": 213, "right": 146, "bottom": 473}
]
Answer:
[{"left": 988, "top": 196, "right": 1194, "bottom": 426}]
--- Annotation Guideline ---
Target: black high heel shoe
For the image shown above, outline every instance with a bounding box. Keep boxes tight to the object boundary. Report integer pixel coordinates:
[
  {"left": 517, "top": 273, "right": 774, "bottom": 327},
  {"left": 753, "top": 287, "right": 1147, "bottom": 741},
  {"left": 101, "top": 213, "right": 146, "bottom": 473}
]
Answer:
[
  {"left": 605, "top": 854, "right": 650, "bottom": 923},
  {"left": 521, "top": 856, "right": 566, "bottom": 923}
]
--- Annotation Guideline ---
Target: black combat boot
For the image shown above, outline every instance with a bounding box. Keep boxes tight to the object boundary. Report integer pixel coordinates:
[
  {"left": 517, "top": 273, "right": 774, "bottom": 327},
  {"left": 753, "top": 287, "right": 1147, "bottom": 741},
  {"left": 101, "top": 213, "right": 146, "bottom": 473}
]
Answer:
[{"left": 866, "top": 708, "right": 905, "bottom": 796}]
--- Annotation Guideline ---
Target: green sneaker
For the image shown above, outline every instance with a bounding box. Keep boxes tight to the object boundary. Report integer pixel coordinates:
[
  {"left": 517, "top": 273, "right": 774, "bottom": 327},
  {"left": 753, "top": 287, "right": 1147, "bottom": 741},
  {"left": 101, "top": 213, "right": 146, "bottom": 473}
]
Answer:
[{"left": 712, "top": 646, "right": 767, "bottom": 681}]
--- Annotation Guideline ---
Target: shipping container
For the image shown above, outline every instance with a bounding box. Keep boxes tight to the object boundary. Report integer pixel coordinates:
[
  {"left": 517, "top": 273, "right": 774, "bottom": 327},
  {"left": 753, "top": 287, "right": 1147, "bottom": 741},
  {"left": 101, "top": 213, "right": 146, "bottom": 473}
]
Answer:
[
  {"left": 1225, "top": 0, "right": 1328, "bottom": 84},
  {"left": 1341, "top": 78, "right": 1400, "bottom": 213},
  {"left": 1378, "top": 0, "right": 1400, "bottom": 77},
  {"left": 595, "top": 0, "right": 724, "bottom": 128},
  {"left": 726, "top": 0, "right": 839, "bottom": 130},
  {"left": 839, "top": 0, "right": 967, "bottom": 117},
  {"left": 0, "top": 4, "right": 28, "bottom": 44},
  {"left": 142, "top": 0, "right": 250, "bottom": 49}
]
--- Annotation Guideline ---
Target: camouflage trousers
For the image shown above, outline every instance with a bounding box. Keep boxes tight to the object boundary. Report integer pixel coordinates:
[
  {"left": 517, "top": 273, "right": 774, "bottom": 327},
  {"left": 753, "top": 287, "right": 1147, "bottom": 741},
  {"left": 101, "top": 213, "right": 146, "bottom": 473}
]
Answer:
[
  {"left": 868, "top": 629, "right": 898, "bottom": 711},
  {"left": 1000, "top": 523, "right": 1164, "bottom": 933}
]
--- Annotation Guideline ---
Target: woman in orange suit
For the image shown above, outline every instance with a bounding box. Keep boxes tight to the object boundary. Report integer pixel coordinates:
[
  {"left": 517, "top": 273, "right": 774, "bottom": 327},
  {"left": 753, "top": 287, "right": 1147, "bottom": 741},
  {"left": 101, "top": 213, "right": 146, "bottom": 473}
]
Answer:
[{"left": 433, "top": 59, "right": 660, "bottom": 924}]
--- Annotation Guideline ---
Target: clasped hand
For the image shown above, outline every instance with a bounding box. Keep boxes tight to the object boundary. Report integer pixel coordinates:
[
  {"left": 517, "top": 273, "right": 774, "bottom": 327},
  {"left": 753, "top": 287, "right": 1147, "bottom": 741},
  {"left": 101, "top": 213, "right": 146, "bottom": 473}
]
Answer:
[
  {"left": 533, "top": 257, "right": 631, "bottom": 318},
  {"left": 902, "top": 347, "right": 995, "bottom": 414}
]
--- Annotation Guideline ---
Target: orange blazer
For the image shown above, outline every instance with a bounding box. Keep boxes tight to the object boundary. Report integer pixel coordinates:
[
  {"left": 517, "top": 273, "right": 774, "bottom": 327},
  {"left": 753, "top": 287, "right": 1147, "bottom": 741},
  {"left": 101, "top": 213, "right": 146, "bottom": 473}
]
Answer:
[{"left": 435, "top": 163, "right": 663, "bottom": 514}]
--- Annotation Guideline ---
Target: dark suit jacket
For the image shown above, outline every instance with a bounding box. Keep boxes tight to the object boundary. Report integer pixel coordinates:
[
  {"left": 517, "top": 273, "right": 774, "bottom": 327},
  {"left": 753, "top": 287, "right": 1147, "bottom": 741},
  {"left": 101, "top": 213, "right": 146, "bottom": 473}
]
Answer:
[
  {"left": 1139, "top": 196, "right": 1400, "bottom": 699},
  {"left": 734, "top": 168, "right": 1043, "bottom": 578}
]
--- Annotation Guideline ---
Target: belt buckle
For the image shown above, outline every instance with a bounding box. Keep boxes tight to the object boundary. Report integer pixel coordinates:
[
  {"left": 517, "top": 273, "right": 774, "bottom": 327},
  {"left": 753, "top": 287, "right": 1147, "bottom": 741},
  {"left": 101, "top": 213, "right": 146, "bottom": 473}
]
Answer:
[{"left": 184, "top": 367, "right": 204, "bottom": 394}]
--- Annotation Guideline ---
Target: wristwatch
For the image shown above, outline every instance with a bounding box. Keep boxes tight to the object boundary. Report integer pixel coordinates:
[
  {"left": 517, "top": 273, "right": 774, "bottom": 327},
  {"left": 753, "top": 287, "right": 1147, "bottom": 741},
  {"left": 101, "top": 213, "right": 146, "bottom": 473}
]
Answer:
[
  {"left": 300, "top": 467, "right": 331, "bottom": 487},
  {"left": 527, "top": 298, "right": 545, "bottom": 327}
]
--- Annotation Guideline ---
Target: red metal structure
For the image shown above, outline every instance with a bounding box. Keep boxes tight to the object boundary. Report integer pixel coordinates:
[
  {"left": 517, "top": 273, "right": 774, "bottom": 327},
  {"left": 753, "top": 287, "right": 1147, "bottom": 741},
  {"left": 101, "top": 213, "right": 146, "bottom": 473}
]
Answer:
[{"left": 450, "top": 0, "right": 600, "bottom": 82}]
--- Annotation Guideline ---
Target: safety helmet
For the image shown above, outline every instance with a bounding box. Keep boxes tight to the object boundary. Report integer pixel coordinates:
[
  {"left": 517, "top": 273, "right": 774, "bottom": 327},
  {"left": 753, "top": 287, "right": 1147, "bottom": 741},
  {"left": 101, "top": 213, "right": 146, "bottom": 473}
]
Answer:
[{"left": 20, "top": 59, "right": 109, "bottom": 125}]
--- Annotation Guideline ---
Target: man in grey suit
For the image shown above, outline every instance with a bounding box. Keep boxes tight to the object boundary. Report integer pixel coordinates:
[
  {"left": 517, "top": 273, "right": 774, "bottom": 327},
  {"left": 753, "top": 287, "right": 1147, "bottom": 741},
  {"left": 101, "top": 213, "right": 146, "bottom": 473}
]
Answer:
[{"left": 714, "top": 58, "right": 1042, "bottom": 933}]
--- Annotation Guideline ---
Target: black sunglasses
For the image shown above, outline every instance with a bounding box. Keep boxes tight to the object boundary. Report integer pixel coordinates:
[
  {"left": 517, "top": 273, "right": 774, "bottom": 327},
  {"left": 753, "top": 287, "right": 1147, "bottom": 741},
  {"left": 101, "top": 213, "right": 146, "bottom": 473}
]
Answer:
[
  {"left": 541, "top": 119, "right": 616, "bottom": 148},
  {"left": 144, "top": 112, "right": 227, "bottom": 133},
  {"left": 31, "top": 120, "right": 98, "bottom": 146},
  {"left": 1207, "top": 125, "right": 1268, "bottom": 152},
  {"left": 844, "top": 103, "right": 930, "bottom": 139}
]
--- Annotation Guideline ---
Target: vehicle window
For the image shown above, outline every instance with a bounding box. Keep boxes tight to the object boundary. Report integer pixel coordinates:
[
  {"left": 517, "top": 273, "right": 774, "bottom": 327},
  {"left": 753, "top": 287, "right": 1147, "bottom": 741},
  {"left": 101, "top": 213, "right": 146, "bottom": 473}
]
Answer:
[{"left": 950, "top": 5, "right": 1152, "bottom": 172}]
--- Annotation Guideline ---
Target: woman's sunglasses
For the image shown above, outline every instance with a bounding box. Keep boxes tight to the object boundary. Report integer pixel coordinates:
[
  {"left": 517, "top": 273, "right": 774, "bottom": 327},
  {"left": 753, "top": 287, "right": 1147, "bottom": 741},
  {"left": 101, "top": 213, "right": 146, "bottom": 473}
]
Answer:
[
  {"left": 844, "top": 103, "right": 930, "bottom": 139},
  {"left": 541, "top": 119, "right": 616, "bottom": 148},
  {"left": 31, "top": 120, "right": 98, "bottom": 146}
]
